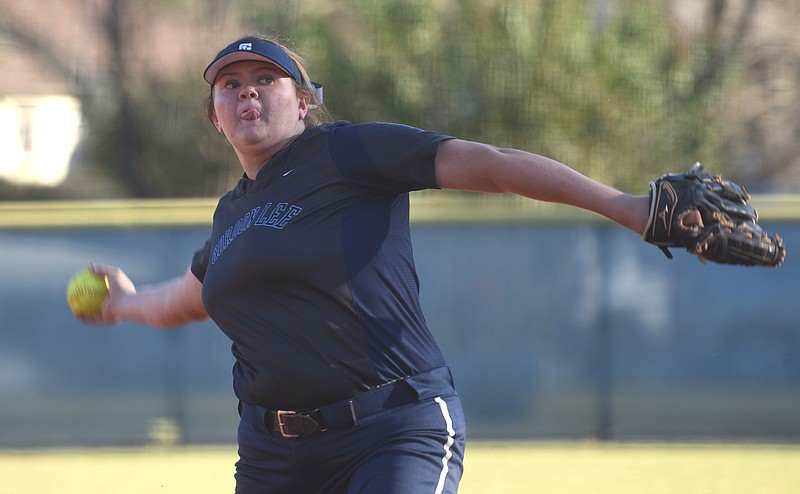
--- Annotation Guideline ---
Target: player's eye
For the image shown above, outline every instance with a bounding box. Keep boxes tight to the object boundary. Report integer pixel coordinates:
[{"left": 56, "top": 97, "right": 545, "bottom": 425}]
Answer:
[
  {"left": 257, "top": 76, "right": 275, "bottom": 85},
  {"left": 216, "top": 78, "right": 239, "bottom": 90}
]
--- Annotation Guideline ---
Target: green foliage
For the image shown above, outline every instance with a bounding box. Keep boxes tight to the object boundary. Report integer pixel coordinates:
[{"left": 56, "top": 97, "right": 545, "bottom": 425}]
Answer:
[
  {"left": 1, "top": 0, "right": 746, "bottom": 198},
  {"left": 239, "top": 0, "right": 735, "bottom": 194}
]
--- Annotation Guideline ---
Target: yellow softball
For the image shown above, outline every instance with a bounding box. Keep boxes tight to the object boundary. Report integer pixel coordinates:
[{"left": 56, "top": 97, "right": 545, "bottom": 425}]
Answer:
[{"left": 66, "top": 268, "right": 109, "bottom": 317}]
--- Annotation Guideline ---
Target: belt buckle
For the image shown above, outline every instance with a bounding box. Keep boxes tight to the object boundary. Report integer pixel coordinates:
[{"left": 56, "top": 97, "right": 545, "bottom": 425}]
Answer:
[{"left": 275, "top": 410, "right": 300, "bottom": 439}]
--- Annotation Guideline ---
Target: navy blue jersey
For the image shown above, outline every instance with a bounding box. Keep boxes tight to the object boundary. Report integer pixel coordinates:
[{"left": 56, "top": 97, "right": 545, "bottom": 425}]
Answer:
[{"left": 191, "top": 121, "right": 454, "bottom": 409}]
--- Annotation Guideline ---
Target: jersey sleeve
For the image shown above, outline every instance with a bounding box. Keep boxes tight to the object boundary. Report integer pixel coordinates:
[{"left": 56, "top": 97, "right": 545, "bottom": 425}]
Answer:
[
  {"left": 327, "top": 122, "right": 453, "bottom": 194},
  {"left": 190, "top": 237, "right": 212, "bottom": 283}
]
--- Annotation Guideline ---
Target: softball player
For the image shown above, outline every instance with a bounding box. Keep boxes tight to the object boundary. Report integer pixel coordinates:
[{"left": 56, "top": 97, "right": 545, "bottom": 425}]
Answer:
[{"left": 83, "top": 34, "right": 656, "bottom": 493}]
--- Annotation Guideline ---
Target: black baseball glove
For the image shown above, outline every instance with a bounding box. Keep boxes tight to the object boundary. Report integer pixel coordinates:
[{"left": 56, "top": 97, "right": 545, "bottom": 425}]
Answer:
[{"left": 642, "top": 162, "right": 785, "bottom": 266}]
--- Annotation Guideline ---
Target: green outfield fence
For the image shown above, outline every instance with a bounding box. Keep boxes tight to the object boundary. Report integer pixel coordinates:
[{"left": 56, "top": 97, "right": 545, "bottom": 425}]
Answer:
[{"left": 1, "top": 195, "right": 800, "bottom": 448}]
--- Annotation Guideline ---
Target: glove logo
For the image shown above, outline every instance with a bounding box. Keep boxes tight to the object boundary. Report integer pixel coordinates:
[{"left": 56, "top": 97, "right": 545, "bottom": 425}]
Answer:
[
  {"left": 658, "top": 205, "right": 670, "bottom": 230},
  {"left": 653, "top": 182, "right": 678, "bottom": 237}
]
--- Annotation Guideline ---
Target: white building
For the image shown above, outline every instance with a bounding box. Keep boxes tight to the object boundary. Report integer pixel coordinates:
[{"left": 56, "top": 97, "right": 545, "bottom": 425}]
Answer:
[{"left": 0, "top": 94, "right": 81, "bottom": 187}]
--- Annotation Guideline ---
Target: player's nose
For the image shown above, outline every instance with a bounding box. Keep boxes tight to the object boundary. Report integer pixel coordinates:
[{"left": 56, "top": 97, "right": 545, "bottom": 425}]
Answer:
[{"left": 239, "top": 86, "right": 258, "bottom": 100}]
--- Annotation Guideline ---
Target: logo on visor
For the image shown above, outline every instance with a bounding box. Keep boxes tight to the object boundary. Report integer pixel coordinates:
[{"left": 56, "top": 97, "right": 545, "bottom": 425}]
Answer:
[{"left": 239, "top": 43, "right": 253, "bottom": 51}]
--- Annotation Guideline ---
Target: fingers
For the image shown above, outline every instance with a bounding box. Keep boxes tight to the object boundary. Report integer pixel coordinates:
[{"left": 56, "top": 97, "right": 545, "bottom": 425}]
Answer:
[
  {"left": 86, "top": 263, "right": 135, "bottom": 293},
  {"left": 74, "top": 312, "right": 110, "bottom": 326},
  {"left": 80, "top": 263, "right": 132, "bottom": 326},
  {"left": 680, "top": 209, "right": 704, "bottom": 228},
  {"left": 87, "top": 262, "right": 118, "bottom": 277}
]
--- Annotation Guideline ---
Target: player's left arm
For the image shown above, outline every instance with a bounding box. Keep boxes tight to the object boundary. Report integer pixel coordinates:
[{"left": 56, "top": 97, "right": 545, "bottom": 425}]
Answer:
[{"left": 435, "top": 139, "right": 650, "bottom": 234}]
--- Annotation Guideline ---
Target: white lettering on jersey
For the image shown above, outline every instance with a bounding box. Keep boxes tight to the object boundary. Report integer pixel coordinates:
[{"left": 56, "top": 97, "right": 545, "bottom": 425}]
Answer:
[{"left": 211, "top": 201, "right": 303, "bottom": 264}]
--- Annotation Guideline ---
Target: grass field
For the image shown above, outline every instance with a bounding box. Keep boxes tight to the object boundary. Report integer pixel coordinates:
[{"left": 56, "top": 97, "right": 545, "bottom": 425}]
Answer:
[{"left": 2, "top": 441, "right": 799, "bottom": 493}]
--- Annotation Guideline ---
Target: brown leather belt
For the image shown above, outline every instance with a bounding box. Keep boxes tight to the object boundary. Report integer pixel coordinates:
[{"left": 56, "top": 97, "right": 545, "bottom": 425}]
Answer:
[{"left": 240, "top": 367, "right": 455, "bottom": 439}]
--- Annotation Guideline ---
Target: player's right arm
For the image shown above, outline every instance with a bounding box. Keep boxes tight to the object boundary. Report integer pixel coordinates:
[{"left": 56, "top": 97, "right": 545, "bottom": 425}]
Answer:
[{"left": 87, "top": 264, "right": 208, "bottom": 329}]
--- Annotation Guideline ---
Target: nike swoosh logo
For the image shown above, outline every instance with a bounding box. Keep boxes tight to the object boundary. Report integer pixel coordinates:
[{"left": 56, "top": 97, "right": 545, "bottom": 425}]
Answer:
[{"left": 282, "top": 168, "right": 296, "bottom": 177}]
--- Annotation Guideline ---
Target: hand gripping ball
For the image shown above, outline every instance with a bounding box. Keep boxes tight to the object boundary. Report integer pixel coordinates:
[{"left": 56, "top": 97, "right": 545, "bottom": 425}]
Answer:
[{"left": 66, "top": 268, "right": 109, "bottom": 317}]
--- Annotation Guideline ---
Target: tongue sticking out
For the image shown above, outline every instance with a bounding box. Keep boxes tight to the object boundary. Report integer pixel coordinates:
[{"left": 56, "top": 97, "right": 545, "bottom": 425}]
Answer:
[{"left": 241, "top": 108, "right": 261, "bottom": 121}]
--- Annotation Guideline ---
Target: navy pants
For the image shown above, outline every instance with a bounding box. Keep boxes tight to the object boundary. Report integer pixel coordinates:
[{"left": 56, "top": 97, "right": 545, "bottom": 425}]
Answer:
[{"left": 235, "top": 376, "right": 466, "bottom": 493}]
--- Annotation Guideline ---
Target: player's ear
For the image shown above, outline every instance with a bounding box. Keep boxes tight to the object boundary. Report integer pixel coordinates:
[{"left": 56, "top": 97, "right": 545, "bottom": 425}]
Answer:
[
  {"left": 205, "top": 91, "right": 224, "bottom": 134},
  {"left": 210, "top": 112, "right": 224, "bottom": 134},
  {"left": 297, "top": 93, "right": 309, "bottom": 121}
]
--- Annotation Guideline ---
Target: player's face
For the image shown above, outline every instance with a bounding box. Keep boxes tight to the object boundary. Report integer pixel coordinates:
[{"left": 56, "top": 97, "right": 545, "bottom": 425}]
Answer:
[{"left": 211, "top": 60, "right": 308, "bottom": 162}]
